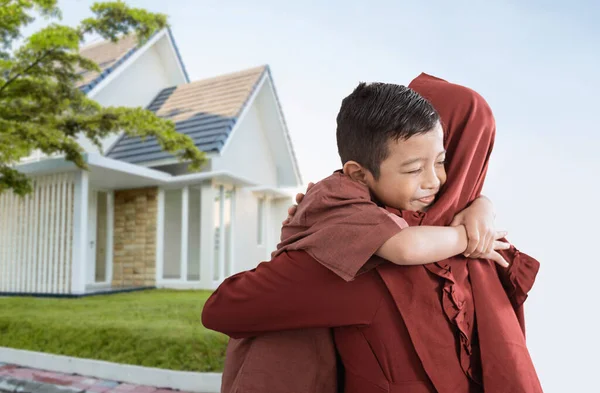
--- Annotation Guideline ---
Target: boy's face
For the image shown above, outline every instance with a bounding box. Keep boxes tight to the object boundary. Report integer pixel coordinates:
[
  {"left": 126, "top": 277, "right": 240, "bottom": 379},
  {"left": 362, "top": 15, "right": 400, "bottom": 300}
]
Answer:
[{"left": 366, "top": 122, "right": 447, "bottom": 212}]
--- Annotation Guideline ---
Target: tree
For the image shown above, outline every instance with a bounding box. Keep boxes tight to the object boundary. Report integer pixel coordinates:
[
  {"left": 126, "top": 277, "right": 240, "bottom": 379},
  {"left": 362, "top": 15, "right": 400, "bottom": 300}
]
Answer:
[{"left": 0, "top": 0, "right": 206, "bottom": 196}]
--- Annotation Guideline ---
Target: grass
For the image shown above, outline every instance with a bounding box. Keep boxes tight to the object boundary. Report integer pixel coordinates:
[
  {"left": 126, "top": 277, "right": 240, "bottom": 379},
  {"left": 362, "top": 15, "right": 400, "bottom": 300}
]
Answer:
[{"left": 0, "top": 289, "right": 228, "bottom": 372}]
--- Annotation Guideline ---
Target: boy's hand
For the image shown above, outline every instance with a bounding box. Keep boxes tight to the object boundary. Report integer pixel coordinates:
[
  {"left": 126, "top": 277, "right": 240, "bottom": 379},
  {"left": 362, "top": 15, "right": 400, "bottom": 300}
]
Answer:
[
  {"left": 450, "top": 195, "right": 503, "bottom": 258},
  {"left": 468, "top": 230, "right": 511, "bottom": 268},
  {"left": 282, "top": 182, "right": 314, "bottom": 225}
]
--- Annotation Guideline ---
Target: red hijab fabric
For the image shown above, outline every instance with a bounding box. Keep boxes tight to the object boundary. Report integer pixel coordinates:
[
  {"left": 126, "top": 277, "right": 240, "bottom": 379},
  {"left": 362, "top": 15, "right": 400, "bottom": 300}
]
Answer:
[{"left": 376, "top": 73, "right": 542, "bottom": 392}]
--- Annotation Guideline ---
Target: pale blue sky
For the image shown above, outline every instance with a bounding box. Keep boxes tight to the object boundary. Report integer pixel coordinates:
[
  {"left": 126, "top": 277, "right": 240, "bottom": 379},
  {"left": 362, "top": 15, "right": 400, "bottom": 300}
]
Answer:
[{"left": 24, "top": 1, "right": 600, "bottom": 391}]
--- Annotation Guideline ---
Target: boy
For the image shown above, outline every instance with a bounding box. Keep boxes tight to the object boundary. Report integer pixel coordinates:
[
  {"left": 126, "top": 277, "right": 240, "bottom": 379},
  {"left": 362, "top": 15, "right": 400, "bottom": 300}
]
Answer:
[{"left": 274, "top": 82, "right": 509, "bottom": 279}]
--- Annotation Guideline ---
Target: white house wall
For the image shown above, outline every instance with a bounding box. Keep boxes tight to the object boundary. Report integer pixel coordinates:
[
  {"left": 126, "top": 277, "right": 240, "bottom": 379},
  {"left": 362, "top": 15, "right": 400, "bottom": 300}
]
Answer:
[
  {"left": 229, "top": 190, "right": 292, "bottom": 275},
  {"left": 212, "top": 102, "right": 278, "bottom": 186},
  {"left": 269, "top": 198, "right": 291, "bottom": 254},
  {"left": 0, "top": 173, "right": 75, "bottom": 294},
  {"left": 78, "top": 43, "right": 174, "bottom": 155},
  {"left": 230, "top": 188, "right": 268, "bottom": 273}
]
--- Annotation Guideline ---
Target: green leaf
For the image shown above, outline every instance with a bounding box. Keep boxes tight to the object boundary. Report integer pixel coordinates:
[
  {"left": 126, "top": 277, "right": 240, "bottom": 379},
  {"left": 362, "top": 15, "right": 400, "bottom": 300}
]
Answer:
[{"left": 0, "top": 1, "right": 205, "bottom": 195}]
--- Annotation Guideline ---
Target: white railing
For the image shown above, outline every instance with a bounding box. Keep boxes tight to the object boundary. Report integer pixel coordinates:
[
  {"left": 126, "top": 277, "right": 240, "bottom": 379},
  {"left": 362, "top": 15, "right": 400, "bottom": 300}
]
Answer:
[{"left": 0, "top": 173, "right": 75, "bottom": 294}]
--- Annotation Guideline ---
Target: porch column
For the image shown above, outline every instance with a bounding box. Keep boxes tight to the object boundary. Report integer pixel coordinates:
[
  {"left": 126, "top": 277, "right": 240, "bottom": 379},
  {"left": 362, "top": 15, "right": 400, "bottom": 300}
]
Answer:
[
  {"left": 71, "top": 170, "right": 89, "bottom": 294},
  {"left": 180, "top": 186, "right": 189, "bottom": 281},
  {"left": 106, "top": 191, "right": 114, "bottom": 285},
  {"left": 264, "top": 197, "right": 272, "bottom": 261},
  {"left": 227, "top": 187, "right": 236, "bottom": 277},
  {"left": 199, "top": 182, "right": 216, "bottom": 288},
  {"left": 155, "top": 188, "right": 165, "bottom": 284},
  {"left": 217, "top": 185, "right": 225, "bottom": 281}
]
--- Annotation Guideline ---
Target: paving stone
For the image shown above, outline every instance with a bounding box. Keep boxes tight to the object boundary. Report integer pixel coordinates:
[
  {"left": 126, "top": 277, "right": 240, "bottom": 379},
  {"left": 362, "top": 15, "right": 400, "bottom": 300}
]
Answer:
[
  {"left": 0, "top": 376, "right": 21, "bottom": 393},
  {"left": 111, "top": 384, "right": 137, "bottom": 392},
  {"left": 15, "top": 380, "right": 46, "bottom": 393},
  {"left": 128, "top": 386, "right": 155, "bottom": 393},
  {"left": 8, "top": 372, "right": 36, "bottom": 381},
  {"left": 0, "top": 367, "right": 211, "bottom": 393},
  {"left": 93, "top": 382, "right": 118, "bottom": 389},
  {"left": 32, "top": 376, "right": 71, "bottom": 387},
  {"left": 31, "top": 384, "right": 83, "bottom": 393},
  {"left": 83, "top": 386, "right": 111, "bottom": 393}
]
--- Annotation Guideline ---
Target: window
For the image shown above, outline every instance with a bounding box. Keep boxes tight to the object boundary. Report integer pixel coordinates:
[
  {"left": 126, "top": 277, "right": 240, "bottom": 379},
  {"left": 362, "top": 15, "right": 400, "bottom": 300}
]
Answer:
[{"left": 257, "top": 197, "right": 266, "bottom": 245}]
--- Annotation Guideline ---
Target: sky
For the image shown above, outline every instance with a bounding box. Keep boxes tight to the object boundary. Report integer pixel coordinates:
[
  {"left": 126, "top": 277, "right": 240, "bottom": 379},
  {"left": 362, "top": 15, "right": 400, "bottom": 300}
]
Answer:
[{"left": 23, "top": 1, "right": 600, "bottom": 391}]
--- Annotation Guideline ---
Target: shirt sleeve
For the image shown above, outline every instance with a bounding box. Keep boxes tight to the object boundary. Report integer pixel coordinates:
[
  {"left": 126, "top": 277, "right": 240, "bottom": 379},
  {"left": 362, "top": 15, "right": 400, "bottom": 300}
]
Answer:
[
  {"left": 201, "top": 251, "right": 384, "bottom": 339},
  {"left": 495, "top": 245, "right": 540, "bottom": 336},
  {"left": 307, "top": 206, "right": 407, "bottom": 281},
  {"left": 276, "top": 173, "right": 409, "bottom": 282}
]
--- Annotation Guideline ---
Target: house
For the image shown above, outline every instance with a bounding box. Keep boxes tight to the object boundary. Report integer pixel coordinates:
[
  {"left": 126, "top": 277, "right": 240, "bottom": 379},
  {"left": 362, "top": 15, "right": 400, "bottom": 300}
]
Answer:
[{"left": 0, "top": 28, "right": 302, "bottom": 296}]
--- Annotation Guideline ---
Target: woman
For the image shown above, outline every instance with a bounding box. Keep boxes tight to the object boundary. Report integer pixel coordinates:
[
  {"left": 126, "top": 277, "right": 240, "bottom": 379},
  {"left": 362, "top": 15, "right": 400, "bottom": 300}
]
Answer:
[{"left": 203, "top": 74, "right": 542, "bottom": 393}]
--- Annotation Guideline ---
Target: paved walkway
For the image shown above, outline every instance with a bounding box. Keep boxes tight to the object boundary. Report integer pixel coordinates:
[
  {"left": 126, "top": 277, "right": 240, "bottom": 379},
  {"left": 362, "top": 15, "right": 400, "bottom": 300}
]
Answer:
[{"left": 0, "top": 363, "right": 195, "bottom": 393}]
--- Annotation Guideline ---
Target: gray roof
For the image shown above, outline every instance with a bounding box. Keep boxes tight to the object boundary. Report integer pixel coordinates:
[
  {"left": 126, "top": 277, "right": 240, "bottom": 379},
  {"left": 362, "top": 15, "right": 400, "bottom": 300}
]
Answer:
[{"left": 106, "top": 65, "right": 267, "bottom": 164}]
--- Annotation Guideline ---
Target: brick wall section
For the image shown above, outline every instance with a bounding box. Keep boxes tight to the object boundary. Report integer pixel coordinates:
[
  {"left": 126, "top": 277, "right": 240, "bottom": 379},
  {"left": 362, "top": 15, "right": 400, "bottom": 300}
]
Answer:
[{"left": 112, "top": 187, "right": 157, "bottom": 288}]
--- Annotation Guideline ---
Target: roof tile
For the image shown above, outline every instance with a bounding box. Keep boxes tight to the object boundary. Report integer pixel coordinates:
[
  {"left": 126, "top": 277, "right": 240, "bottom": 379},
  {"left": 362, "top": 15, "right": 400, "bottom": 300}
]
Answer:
[{"left": 106, "top": 66, "right": 267, "bottom": 163}]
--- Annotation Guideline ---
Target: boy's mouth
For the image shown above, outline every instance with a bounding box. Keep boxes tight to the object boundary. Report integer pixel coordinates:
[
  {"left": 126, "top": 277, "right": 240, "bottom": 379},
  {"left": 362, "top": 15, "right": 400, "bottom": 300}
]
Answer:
[{"left": 416, "top": 195, "right": 436, "bottom": 205}]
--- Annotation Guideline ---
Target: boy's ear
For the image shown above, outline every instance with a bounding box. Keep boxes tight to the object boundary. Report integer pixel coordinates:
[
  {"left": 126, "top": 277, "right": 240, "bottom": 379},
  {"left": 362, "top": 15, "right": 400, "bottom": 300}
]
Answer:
[{"left": 343, "top": 161, "right": 370, "bottom": 186}]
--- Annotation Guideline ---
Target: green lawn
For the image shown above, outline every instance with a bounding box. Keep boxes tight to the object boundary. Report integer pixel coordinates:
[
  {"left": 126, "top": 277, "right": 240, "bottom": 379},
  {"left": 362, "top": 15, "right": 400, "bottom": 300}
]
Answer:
[{"left": 0, "top": 289, "right": 228, "bottom": 372}]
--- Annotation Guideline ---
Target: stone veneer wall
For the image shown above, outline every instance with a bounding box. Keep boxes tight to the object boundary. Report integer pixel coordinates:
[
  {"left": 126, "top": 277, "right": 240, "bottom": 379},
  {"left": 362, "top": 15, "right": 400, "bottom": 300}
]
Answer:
[{"left": 112, "top": 187, "right": 157, "bottom": 288}]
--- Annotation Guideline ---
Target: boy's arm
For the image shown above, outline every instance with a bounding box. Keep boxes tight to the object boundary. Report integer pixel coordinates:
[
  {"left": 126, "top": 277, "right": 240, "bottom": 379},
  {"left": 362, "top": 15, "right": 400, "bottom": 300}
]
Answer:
[
  {"left": 377, "top": 224, "right": 510, "bottom": 267},
  {"left": 376, "top": 225, "right": 468, "bottom": 265},
  {"left": 201, "top": 251, "right": 383, "bottom": 339}
]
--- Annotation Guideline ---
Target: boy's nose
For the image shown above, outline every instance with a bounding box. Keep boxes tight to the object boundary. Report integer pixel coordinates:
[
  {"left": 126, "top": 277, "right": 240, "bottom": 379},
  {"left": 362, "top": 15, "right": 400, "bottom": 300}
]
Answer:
[{"left": 422, "top": 170, "right": 441, "bottom": 190}]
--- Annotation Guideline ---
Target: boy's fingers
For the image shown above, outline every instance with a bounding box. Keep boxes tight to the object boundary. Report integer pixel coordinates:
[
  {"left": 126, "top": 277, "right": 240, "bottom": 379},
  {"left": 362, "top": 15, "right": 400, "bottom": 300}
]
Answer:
[
  {"left": 493, "top": 240, "right": 511, "bottom": 250},
  {"left": 475, "top": 231, "right": 490, "bottom": 257},
  {"left": 449, "top": 214, "right": 462, "bottom": 227},
  {"left": 287, "top": 204, "right": 297, "bottom": 216},
  {"left": 490, "top": 251, "right": 509, "bottom": 268},
  {"left": 307, "top": 182, "right": 315, "bottom": 191},
  {"left": 295, "top": 193, "right": 305, "bottom": 204},
  {"left": 484, "top": 232, "right": 495, "bottom": 254},
  {"left": 494, "top": 230, "right": 508, "bottom": 240},
  {"left": 464, "top": 233, "right": 479, "bottom": 257}
]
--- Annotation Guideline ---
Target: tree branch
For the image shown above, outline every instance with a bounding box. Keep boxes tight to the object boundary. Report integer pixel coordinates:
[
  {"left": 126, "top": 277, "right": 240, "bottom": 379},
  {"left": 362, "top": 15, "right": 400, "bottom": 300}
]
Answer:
[{"left": 0, "top": 49, "right": 53, "bottom": 96}]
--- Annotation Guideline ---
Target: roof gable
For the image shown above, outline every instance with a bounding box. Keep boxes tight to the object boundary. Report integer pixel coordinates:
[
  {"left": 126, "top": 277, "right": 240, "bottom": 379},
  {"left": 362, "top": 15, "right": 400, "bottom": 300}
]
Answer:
[
  {"left": 106, "top": 66, "right": 267, "bottom": 164},
  {"left": 77, "top": 28, "right": 189, "bottom": 94},
  {"left": 77, "top": 34, "right": 139, "bottom": 92}
]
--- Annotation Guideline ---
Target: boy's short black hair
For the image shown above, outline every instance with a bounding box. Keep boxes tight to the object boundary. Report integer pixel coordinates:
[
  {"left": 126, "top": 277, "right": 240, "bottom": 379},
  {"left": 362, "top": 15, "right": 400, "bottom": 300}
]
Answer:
[{"left": 336, "top": 82, "right": 440, "bottom": 179}]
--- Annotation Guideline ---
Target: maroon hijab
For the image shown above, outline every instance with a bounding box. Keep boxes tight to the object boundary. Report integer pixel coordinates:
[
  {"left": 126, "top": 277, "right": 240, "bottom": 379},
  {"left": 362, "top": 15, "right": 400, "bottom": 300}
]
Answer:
[{"left": 377, "top": 73, "right": 542, "bottom": 392}]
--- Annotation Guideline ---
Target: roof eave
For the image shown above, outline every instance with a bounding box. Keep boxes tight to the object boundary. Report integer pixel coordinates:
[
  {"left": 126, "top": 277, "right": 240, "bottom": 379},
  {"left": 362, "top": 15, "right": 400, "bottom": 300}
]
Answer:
[
  {"left": 263, "top": 67, "right": 303, "bottom": 186},
  {"left": 83, "top": 29, "right": 169, "bottom": 99}
]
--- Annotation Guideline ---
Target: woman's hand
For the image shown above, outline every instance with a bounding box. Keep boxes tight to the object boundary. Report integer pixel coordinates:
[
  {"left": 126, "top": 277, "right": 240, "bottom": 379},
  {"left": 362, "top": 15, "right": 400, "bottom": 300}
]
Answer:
[
  {"left": 451, "top": 195, "right": 506, "bottom": 259},
  {"left": 282, "top": 182, "right": 314, "bottom": 225}
]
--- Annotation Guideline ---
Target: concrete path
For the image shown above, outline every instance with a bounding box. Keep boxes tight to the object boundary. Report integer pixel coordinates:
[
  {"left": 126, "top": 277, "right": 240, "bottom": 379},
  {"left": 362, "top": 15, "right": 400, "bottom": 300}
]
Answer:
[{"left": 0, "top": 363, "right": 200, "bottom": 393}]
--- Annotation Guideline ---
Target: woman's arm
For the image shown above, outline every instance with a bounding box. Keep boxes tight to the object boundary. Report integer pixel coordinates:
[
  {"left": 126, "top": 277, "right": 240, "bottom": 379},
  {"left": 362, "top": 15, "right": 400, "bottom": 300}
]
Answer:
[{"left": 201, "top": 251, "right": 383, "bottom": 338}]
